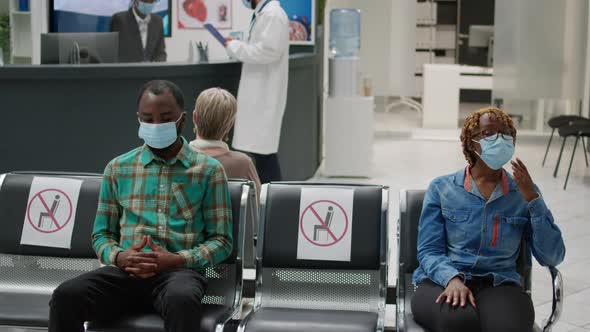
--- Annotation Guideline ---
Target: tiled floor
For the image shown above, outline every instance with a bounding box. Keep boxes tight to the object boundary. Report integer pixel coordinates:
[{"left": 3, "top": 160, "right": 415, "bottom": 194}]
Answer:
[{"left": 313, "top": 116, "right": 590, "bottom": 330}]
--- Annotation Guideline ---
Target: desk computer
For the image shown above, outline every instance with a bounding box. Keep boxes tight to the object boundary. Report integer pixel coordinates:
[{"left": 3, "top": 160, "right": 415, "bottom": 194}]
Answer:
[{"left": 41, "top": 32, "right": 119, "bottom": 64}]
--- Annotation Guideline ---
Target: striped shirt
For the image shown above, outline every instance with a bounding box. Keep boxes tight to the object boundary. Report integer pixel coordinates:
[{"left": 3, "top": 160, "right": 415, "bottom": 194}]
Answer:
[{"left": 91, "top": 138, "right": 233, "bottom": 271}]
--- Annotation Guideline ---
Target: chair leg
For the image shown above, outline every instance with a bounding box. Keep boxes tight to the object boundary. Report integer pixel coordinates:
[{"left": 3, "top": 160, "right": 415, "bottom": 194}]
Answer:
[
  {"left": 542, "top": 128, "right": 555, "bottom": 167},
  {"left": 582, "top": 137, "right": 589, "bottom": 167},
  {"left": 564, "top": 135, "right": 580, "bottom": 190},
  {"left": 554, "top": 137, "right": 567, "bottom": 178}
]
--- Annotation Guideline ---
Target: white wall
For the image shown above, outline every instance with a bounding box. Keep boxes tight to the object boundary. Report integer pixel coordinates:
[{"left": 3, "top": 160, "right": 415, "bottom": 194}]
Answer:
[
  {"left": 165, "top": 0, "right": 252, "bottom": 62},
  {"left": 0, "top": 0, "right": 9, "bottom": 14},
  {"left": 31, "top": 0, "right": 49, "bottom": 64}
]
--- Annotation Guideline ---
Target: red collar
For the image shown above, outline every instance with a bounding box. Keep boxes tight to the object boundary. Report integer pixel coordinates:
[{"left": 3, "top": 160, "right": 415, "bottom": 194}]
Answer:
[{"left": 464, "top": 167, "right": 509, "bottom": 196}]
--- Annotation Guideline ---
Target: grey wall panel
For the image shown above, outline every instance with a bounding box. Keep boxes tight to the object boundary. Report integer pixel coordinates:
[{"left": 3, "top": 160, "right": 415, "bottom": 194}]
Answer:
[
  {"left": 0, "top": 63, "right": 242, "bottom": 175},
  {"left": 494, "top": 0, "right": 588, "bottom": 100},
  {"left": 279, "top": 55, "right": 322, "bottom": 181}
]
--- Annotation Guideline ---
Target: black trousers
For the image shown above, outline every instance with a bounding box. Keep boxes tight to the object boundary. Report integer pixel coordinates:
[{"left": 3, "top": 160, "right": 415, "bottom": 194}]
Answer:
[
  {"left": 411, "top": 278, "right": 534, "bottom": 332},
  {"left": 250, "top": 153, "right": 282, "bottom": 184},
  {"left": 49, "top": 266, "right": 208, "bottom": 332}
]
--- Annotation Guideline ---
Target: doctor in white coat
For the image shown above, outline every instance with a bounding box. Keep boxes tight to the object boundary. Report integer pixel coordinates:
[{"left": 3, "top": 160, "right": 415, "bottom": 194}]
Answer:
[{"left": 225, "top": 0, "right": 289, "bottom": 183}]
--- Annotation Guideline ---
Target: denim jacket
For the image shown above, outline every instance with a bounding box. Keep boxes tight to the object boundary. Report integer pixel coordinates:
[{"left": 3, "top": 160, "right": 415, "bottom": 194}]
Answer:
[{"left": 412, "top": 168, "right": 565, "bottom": 287}]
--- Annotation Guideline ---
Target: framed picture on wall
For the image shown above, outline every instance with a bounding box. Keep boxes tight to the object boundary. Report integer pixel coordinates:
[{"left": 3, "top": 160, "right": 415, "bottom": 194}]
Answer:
[
  {"left": 177, "top": 0, "right": 232, "bottom": 30},
  {"left": 282, "top": 0, "right": 316, "bottom": 45},
  {"left": 50, "top": 0, "right": 173, "bottom": 37}
]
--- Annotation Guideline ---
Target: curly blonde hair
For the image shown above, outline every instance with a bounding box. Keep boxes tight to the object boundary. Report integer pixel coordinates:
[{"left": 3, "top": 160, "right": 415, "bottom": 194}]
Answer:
[{"left": 460, "top": 107, "right": 516, "bottom": 167}]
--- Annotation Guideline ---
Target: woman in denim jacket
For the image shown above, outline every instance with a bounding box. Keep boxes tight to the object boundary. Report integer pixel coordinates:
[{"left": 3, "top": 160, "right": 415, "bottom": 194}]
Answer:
[{"left": 411, "top": 107, "right": 565, "bottom": 332}]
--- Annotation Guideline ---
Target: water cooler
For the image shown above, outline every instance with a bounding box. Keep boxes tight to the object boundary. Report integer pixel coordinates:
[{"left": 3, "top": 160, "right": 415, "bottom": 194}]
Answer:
[{"left": 323, "top": 9, "right": 374, "bottom": 177}]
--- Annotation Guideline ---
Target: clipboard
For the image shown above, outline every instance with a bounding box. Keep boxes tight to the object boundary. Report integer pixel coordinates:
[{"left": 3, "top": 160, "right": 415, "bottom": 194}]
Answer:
[{"left": 204, "top": 23, "right": 226, "bottom": 46}]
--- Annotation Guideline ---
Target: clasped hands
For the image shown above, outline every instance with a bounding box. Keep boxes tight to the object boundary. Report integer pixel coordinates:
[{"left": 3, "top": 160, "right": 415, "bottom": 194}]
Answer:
[{"left": 115, "top": 235, "right": 185, "bottom": 279}]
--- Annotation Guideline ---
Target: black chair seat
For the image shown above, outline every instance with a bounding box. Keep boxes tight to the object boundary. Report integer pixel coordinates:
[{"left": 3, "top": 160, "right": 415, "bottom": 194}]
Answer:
[
  {"left": 555, "top": 121, "right": 590, "bottom": 189},
  {"left": 0, "top": 292, "right": 52, "bottom": 327},
  {"left": 548, "top": 115, "right": 589, "bottom": 128},
  {"left": 87, "top": 304, "right": 230, "bottom": 332},
  {"left": 543, "top": 117, "right": 590, "bottom": 167},
  {"left": 243, "top": 308, "right": 378, "bottom": 332},
  {"left": 0, "top": 287, "right": 235, "bottom": 332},
  {"left": 558, "top": 122, "right": 590, "bottom": 137}
]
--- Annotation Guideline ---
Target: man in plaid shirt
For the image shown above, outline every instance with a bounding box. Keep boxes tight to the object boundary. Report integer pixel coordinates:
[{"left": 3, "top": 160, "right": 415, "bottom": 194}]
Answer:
[{"left": 49, "top": 80, "right": 233, "bottom": 332}]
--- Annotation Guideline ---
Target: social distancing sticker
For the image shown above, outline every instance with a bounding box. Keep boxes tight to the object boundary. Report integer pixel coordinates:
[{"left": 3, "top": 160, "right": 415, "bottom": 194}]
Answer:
[
  {"left": 20, "top": 177, "right": 82, "bottom": 249},
  {"left": 297, "top": 188, "right": 354, "bottom": 262}
]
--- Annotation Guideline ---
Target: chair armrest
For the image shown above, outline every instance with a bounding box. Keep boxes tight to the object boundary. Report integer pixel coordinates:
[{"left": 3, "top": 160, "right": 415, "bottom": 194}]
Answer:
[
  {"left": 236, "top": 307, "right": 257, "bottom": 332},
  {"left": 542, "top": 266, "right": 563, "bottom": 332}
]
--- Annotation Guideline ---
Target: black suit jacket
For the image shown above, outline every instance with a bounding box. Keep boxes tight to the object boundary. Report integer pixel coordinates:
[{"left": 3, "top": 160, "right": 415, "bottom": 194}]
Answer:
[{"left": 110, "top": 9, "right": 167, "bottom": 63}]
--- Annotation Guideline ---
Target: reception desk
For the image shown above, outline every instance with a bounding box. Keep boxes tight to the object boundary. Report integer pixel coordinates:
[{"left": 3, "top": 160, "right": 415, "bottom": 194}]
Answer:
[{"left": 0, "top": 54, "right": 321, "bottom": 181}]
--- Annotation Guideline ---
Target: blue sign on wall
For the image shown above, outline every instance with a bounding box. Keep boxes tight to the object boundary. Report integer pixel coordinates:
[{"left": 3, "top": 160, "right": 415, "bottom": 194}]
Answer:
[{"left": 281, "top": 0, "right": 315, "bottom": 45}]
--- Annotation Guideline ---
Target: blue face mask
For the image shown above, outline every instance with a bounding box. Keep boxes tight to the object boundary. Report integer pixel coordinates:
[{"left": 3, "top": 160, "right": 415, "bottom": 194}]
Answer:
[
  {"left": 136, "top": 1, "right": 155, "bottom": 16},
  {"left": 473, "top": 136, "right": 515, "bottom": 170},
  {"left": 138, "top": 115, "right": 182, "bottom": 149}
]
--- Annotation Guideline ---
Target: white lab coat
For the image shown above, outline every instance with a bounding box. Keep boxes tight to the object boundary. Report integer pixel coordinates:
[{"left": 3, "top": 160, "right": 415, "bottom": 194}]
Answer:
[{"left": 226, "top": 0, "right": 290, "bottom": 155}]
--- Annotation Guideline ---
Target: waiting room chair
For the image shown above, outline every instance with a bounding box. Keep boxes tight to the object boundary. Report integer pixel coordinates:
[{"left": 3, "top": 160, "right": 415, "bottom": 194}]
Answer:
[
  {"left": 552, "top": 121, "right": 590, "bottom": 190},
  {"left": 542, "top": 115, "right": 588, "bottom": 167},
  {"left": 238, "top": 182, "right": 389, "bottom": 332},
  {"left": 0, "top": 172, "right": 103, "bottom": 331},
  {"left": 396, "top": 190, "right": 563, "bottom": 332},
  {"left": 0, "top": 172, "right": 253, "bottom": 332}
]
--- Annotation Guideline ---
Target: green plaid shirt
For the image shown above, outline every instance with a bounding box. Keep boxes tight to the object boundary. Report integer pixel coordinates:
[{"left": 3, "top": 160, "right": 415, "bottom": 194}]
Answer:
[{"left": 92, "top": 138, "right": 233, "bottom": 270}]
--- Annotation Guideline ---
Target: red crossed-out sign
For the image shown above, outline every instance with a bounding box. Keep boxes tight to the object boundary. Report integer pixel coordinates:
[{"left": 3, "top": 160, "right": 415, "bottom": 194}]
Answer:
[
  {"left": 299, "top": 200, "right": 349, "bottom": 247},
  {"left": 26, "top": 189, "right": 73, "bottom": 234}
]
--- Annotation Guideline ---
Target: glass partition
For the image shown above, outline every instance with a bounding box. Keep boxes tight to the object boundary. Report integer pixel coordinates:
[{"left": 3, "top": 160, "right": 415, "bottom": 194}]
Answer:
[{"left": 493, "top": 0, "right": 588, "bottom": 131}]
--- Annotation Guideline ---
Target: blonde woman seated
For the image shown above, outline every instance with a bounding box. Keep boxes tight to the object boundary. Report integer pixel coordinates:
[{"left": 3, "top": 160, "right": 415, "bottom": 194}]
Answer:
[{"left": 190, "top": 88, "right": 261, "bottom": 196}]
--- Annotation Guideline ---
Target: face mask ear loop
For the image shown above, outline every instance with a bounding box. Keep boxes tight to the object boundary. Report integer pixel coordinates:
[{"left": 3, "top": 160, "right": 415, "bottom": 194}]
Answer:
[
  {"left": 471, "top": 139, "right": 483, "bottom": 159},
  {"left": 175, "top": 113, "right": 185, "bottom": 137}
]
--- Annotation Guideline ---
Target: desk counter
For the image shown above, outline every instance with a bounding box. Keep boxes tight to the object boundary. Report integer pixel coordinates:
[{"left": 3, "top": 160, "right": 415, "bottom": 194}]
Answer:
[{"left": 0, "top": 54, "right": 321, "bottom": 181}]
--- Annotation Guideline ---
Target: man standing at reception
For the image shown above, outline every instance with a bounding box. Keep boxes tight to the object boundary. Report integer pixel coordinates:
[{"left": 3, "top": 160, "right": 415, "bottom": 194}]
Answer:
[
  {"left": 111, "top": 0, "right": 167, "bottom": 62},
  {"left": 225, "top": 0, "right": 290, "bottom": 183}
]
